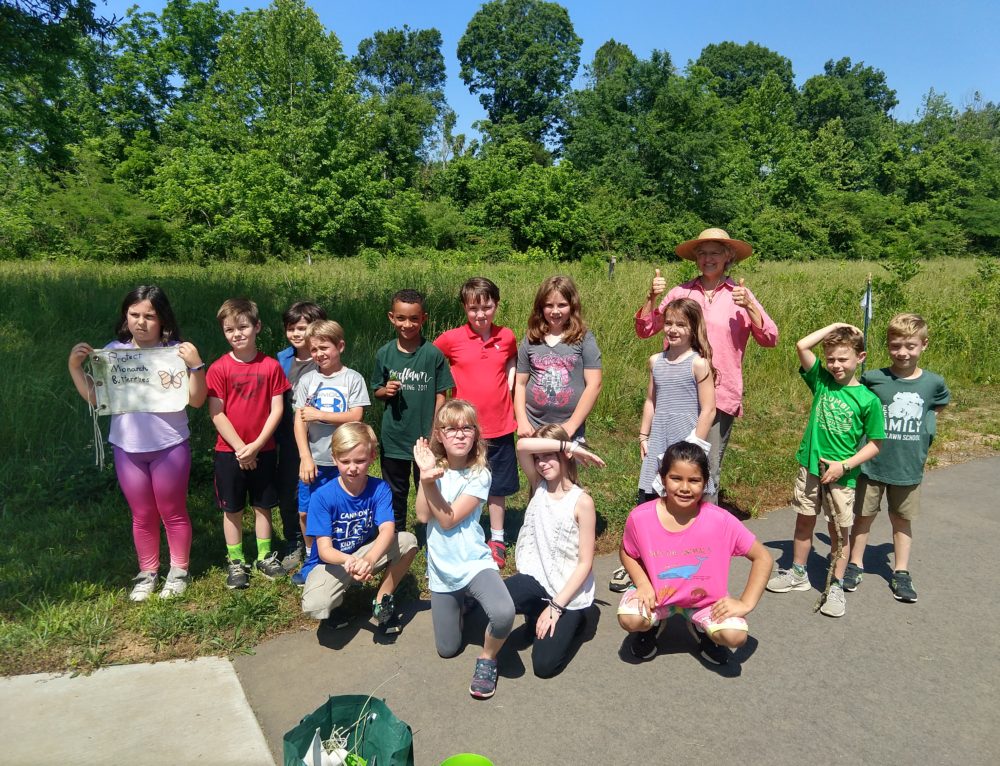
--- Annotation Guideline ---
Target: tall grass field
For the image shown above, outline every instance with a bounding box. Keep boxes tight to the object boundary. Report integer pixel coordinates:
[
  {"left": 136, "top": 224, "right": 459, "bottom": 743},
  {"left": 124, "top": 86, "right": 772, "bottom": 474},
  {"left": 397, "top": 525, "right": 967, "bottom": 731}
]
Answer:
[{"left": 1, "top": 257, "right": 998, "bottom": 674}]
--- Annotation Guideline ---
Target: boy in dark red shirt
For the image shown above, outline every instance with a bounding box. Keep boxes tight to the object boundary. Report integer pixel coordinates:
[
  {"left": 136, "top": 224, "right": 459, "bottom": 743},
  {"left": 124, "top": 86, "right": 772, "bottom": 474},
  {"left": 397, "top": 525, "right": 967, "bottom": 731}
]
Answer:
[
  {"left": 207, "top": 298, "right": 290, "bottom": 589},
  {"left": 434, "top": 277, "right": 518, "bottom": 567}
]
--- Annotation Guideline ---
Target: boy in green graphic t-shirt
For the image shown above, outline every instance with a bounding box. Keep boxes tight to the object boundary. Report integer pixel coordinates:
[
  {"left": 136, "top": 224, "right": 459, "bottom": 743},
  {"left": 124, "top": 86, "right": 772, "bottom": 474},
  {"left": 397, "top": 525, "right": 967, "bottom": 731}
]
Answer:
[
  {"left": 844, "top": 313, "right": 950, "bottom": 603},
  {"left": 371, "top": 289, "right": 454, "bottom": 531},
  {"left": 766, "top": 323, "right": 885, "bottom": 618}
]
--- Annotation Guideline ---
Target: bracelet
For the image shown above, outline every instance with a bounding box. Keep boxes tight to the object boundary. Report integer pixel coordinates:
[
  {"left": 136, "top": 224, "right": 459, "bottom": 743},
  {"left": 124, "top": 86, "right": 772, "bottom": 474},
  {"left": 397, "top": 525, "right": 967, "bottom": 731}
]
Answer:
[
  {"left": 638, "top": 432, "right": 649, "bottom": 437},
  {"left": 187, "top": 363, "right": 206, "bottom": 372},
  {"left": 567, "top": 441, "right": 578, "bottom": 456},
  {"left": 559, "top": 440, "right": 568, "bottom": 453},
  {"left": 842, "top": 462, "right": 850, "bottom": 473},
  {"left": 547, "top": 599, "right": 565, "bottom": 615}
]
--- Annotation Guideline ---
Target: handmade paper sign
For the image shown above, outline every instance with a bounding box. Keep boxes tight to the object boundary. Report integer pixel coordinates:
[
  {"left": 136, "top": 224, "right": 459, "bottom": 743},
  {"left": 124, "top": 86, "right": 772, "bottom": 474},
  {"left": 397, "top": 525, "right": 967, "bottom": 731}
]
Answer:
[{"left": 89, "top": 347, "right": 189, "bottom": 415}]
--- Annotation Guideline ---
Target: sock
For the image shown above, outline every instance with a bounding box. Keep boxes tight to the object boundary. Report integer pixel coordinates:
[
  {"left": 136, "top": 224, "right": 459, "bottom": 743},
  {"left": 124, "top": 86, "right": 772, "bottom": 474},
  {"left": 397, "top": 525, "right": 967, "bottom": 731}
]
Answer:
[
  {"left": 792, "top": 563, "right": 806, "bottom": 576},
  {"left": 226, "top": 543, "right": 245, "bottom": 562},
  {"left": 256, "top": 537, "right": 272, "bottom": 560},
  {"left": 490, "top": 528, "right": 505, "bottom": 543}
]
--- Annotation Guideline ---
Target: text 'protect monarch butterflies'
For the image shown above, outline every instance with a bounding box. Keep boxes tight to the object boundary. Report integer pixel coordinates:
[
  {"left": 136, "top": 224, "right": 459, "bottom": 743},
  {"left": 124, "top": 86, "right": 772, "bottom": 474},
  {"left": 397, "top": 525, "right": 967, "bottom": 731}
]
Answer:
[{"left": 158, "top": 369, "right": 184, "bottom": 389}]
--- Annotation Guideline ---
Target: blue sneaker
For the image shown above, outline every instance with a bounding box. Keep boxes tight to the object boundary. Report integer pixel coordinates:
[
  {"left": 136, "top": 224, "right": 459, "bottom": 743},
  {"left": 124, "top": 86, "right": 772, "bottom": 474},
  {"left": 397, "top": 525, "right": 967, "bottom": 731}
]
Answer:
[{"left": 291, "top": 570, "right": 306, "bottom": 587}]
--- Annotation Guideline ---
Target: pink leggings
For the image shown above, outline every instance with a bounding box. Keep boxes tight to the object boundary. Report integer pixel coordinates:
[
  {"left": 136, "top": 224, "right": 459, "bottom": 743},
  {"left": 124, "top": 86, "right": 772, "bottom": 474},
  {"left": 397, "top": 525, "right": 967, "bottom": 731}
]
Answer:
[{"left": 114, "top": 443, "right": 193, "bottom": 572}]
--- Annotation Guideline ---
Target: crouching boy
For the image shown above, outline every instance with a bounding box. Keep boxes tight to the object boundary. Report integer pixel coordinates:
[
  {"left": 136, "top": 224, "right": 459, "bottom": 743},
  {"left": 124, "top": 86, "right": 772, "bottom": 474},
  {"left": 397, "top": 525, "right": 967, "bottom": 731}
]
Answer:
[{"left": 301, "top": 422, "right": 418, "bottom": 635}]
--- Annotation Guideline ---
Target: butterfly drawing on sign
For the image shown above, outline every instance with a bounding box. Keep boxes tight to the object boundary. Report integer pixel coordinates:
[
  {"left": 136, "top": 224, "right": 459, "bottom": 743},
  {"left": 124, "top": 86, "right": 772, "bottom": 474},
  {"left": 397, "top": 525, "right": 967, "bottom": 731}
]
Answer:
[{"left": 158, "top": 369, "right": 184, "bottom": 389}]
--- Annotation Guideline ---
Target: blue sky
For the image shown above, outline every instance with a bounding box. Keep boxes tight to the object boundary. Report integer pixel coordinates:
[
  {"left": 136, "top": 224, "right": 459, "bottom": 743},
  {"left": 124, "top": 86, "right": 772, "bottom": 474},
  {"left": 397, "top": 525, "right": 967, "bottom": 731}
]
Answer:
[{"left": 101, "top": 0, "right": 1000, "bottom": 137}]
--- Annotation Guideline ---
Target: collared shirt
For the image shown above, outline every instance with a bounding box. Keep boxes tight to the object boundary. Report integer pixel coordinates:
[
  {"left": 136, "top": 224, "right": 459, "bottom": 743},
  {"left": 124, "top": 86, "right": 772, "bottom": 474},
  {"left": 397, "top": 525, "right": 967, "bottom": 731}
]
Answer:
[
  {"left": 634, "top": 277, "right": 778, "bottom": 417},
  {"left": 434, "top": 323, "right": 517, "bottom": 438}
]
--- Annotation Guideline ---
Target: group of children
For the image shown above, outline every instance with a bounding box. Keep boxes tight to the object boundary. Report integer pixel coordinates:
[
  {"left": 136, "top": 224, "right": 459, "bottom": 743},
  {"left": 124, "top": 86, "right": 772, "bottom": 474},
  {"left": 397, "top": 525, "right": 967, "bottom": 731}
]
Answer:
[{"left": 68, "top": 272, "right": 947, "bottom": 699}]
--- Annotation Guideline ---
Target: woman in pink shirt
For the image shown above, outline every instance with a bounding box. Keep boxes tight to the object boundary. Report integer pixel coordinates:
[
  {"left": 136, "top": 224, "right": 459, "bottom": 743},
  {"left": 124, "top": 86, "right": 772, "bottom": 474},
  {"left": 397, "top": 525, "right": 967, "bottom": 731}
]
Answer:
[{"left": 634, "top": 228, "right": 778, "bottom": 502}]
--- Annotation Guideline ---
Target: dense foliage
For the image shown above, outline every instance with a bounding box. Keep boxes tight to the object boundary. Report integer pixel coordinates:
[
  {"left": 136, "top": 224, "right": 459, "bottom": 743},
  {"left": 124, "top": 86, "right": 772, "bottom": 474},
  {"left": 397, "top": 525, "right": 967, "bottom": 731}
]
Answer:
[{"left": 1, "top": 0, "right": 998, "bottom": 262}]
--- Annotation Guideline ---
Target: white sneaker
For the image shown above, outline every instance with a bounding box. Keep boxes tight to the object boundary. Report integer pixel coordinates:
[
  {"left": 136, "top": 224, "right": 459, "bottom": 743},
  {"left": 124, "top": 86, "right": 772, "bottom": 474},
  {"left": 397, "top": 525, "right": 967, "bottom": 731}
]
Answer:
[
  {"left": 159, "top": 567, "right": 189, "bottom": 599},
  {"left": 129, "top": 571, "right": 158, "bottom": 602},
  {"left": 820, "top": 583, "right": 847, "bottom": 618}
]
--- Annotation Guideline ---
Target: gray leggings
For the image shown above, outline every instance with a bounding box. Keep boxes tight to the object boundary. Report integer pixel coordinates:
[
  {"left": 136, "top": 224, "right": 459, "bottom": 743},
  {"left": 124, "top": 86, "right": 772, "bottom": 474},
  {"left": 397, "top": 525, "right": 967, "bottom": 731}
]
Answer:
[{"left": 431, "top": 569, "right": 515, "bottom": 658}]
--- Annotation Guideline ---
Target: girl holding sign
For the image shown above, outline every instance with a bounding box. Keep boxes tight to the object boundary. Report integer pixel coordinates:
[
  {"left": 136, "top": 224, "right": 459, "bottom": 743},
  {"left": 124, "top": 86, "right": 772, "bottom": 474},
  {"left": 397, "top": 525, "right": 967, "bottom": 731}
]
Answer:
[{"left": 68, "top": 286, "right": 207, "bottom": 601}]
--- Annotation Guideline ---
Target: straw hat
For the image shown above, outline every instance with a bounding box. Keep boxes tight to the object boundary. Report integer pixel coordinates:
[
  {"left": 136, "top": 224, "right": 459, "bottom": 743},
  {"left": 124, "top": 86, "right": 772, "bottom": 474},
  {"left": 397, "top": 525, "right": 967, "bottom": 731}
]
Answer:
[{"left": 675, "top": 227, "right": 753, "bottom": 263}]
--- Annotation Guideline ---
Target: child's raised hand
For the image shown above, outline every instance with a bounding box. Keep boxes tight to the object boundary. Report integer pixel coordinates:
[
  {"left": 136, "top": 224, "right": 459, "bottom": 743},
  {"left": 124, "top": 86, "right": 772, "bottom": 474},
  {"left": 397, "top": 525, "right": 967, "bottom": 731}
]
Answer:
[
  {"left": 412, "top": 437, "right": 439, "bottom": 474},
  {"left": 572, "top": 445, "right": 606, "bottom": 468},
  {"left": 176, "top": 341, "right": 204, "bottom": 369},
  {"left": 68, "top": 342, "right": 94, "bottom": 369},
  {"left": 710, "top": 596, "right": 751, "bottom": 622},
  {"left": 384, "top": 379, "right": 402, "bottom": 397}
]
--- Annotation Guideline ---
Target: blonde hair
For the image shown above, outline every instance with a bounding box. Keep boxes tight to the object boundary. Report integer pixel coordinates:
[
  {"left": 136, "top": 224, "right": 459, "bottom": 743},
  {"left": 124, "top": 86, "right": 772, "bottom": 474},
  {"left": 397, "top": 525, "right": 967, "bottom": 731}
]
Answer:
[
  {"left": 217, "top": 298, "right": 259, "bottom": 326},
  {"left": 305, "top": 319, "right": 345, "bottom": 345},
  {"left": 526, "top": 275, "right": 587, "bottom": 344},
  {"left": 533, "top": 423, "right": 579, "bottom": 485},
  {"left": 887, "top": 313, "right": 929, "bottom": 342},
  {"left": 429, "top": 400, "right": 489, "bottom": 472},
  {"left": 331, "top": 422, "right": 377, "bottom": 459}
]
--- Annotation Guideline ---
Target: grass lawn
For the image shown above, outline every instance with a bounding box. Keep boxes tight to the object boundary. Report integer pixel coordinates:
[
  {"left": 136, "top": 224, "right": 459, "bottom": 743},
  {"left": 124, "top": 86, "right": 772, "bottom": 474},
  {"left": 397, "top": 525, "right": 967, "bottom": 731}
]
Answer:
[{"left": 1, "top": 257, "right": 998, "bottom": 674}]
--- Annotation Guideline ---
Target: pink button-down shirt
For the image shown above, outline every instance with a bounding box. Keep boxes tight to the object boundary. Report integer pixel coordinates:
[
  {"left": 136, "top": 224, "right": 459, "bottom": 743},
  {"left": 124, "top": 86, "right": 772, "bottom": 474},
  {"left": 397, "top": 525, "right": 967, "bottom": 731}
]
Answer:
[{"left": 634, "top": 277, "right": 778, "bottom": 417}]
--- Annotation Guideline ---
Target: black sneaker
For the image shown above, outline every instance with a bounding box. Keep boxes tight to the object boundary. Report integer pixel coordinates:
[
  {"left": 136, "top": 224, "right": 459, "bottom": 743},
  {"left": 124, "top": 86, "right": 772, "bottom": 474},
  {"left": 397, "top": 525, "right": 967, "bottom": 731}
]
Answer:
[
  {"left": 226, "top": 559, "right": 249, "bottom": 590},
  {"left": 890, "top": 570, "right": 918, "bottom": 602},
  {"left": 322, "top": 607, "right": 350, "bottom": 630},
  {"left": 469, "top": 657, "right": 499, "bottom": 699},
  {"left": 696, "top": 632, "right": 730, "bottom": 665},
  {"left": 843, "top": 562, "right": 864, "bottom": 592},
  {"left": 255, "top": 551, "right": 285, "bottom": 580},
  {"left": 629, "top": 625, "right": 660, "bottom": 660},
  {"left": 608, "top": 565, "right": 633, "bottom": 593},
  {"left": 373, "top": 593, "right": 401, "bottom": 635}
]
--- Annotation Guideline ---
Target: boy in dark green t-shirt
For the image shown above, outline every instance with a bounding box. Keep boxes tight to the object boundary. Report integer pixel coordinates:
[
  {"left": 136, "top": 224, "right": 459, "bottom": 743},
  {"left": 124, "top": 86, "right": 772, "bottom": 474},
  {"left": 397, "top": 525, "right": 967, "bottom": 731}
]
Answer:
[
  {"left": 844, "top": 313, "right": 950, "bottom": 603},
  {"left": 766, "top": 323, "right": 885, "bottom": 618},
  {"left": 371, "top": 289, "right": 454, "bottom": 531}
]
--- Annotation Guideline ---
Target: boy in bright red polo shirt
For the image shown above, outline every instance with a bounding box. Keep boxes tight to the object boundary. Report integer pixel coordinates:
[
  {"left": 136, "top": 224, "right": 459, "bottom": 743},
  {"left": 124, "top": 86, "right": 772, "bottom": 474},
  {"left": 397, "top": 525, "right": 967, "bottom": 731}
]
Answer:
[{"left": 434, "top": 277, "right": 519, "bottom": 568}]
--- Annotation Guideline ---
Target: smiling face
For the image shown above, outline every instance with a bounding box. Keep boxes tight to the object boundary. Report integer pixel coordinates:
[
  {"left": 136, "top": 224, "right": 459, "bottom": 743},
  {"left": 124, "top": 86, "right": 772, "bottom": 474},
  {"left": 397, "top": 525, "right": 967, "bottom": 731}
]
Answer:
[
  {"left": 662, "top": 459, "right": 706, "bottom": 512},
  {"left": 221, "top": 313, "right": 260, "bottom": 356},
  {"left": 825, "top": 344, "right": 865, "bottom": 384},
  {"left": 334, "top": 442, "right": 375, "bottom": 493},
  {"left": 125, "top": 299, "right": 163, "bottom": 348},
  {"left": 285, "top": 319, "right": 310, "bottom": 351},
  {"left": 389, "top": 300, "right": 427, "bottom": 344},
  {"left": 694, "top": 242, "right": 732, "bottom": 281},
  {"left": 309, "top": 336, "right": 344, "bottom": 375},
  {"left": 542, "top": 291, "right": 571, "bottom": 335},
  {"left": 887, "top": 333, "right": 928, "bottom": 375},
  {"left": 533, "top": 450, "right": 564, "bottom": 482},
  {"left": 464, "top": 298, "right": 497, "bottom": 336},
  {"left": 661, "top": 310, "right": 692, "bottom": 349}
]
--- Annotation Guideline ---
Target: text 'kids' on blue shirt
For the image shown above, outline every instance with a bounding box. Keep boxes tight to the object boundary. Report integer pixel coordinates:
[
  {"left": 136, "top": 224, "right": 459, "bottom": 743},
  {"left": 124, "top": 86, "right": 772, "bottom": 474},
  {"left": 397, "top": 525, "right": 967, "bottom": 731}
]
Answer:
[{"left": 301, "top": 477, "right": 394, "bottom": 579}]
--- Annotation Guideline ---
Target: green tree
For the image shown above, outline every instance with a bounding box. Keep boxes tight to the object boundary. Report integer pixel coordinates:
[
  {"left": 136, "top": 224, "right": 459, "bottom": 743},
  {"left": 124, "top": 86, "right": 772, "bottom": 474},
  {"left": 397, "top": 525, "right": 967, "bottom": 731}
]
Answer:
[
  {"left": 457, "top": 0, "right": 581, "bottom": 143},
  {"left": 695, "top": 41, "right": 795, "bottom": 103}
]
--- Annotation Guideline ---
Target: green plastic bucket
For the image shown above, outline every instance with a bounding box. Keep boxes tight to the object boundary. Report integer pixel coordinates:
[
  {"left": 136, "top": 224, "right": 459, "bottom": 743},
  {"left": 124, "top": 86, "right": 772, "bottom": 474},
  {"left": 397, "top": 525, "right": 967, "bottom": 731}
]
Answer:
[{"left": 439, "top": 755, "right": 493, "bottom": 766}]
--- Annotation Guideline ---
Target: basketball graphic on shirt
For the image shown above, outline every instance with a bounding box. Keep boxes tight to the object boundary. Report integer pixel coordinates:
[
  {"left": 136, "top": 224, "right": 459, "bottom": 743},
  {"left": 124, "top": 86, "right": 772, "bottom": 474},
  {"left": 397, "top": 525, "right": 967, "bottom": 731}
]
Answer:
[{"left": 308, "top": 384, "right": 349, "bottom": 413}]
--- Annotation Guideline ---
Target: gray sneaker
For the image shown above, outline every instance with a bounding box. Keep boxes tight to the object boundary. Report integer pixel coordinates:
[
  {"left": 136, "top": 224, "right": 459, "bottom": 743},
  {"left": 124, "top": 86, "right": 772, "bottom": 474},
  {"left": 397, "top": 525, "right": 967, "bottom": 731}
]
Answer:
[
  {"left": 280, "top": 540, "right": 306, "bottom": 572},
  {"left": 129, "top": 571, "right": 158, "bottom": 602},
  {"left": 820, "top": 583, "right": 847, "bottom": 617},
  {"left": 766, "top": 568, "right": 810, "bottom": 593},
  {"left": 159, "top": 567, "right": 189, "bottom": 599}
]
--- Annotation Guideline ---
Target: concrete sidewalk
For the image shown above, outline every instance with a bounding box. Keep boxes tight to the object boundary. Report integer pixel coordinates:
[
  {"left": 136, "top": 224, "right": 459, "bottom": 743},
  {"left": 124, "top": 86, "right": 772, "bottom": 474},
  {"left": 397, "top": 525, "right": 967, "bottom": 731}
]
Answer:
[
  {"left": 236, "top": 457, "right": 1000, "bottom": 765},
  {"left": 0, "top": 657, "right": 275, "bottom": 766}
]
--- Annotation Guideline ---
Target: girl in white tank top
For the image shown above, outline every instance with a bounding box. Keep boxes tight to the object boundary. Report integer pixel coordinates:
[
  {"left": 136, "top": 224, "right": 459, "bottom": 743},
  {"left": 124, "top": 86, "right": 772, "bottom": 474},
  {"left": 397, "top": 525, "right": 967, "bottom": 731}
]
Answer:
[{"left": 506, "top": 424, "right": 605, "bottom": 677}]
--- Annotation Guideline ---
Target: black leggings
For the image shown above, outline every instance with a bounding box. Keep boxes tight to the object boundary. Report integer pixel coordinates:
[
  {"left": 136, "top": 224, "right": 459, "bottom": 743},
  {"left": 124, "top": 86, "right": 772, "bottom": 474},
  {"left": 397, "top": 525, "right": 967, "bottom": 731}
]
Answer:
[{"left": 505, "top": 573, "right": 588, "bottom": 678}]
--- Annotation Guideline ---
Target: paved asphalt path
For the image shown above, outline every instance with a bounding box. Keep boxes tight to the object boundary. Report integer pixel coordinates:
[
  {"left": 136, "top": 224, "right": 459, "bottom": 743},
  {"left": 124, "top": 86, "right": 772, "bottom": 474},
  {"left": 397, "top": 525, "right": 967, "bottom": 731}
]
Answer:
[{"left": 236, "top": 457, "right": 1000, "bottom": 765}]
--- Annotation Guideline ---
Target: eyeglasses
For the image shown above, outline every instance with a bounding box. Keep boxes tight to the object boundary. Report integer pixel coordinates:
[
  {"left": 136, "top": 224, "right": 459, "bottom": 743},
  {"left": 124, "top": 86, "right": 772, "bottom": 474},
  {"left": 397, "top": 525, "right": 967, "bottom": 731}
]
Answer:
[{"left": 441, "top": 426, "right": 476, "bottom": 438}]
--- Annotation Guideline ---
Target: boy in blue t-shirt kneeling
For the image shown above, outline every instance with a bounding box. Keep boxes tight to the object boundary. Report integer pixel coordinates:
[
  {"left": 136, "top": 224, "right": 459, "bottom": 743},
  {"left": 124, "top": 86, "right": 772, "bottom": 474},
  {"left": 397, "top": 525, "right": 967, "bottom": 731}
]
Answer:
[{"left": 300, "top": 422, "right": 418, "bottom": 634}]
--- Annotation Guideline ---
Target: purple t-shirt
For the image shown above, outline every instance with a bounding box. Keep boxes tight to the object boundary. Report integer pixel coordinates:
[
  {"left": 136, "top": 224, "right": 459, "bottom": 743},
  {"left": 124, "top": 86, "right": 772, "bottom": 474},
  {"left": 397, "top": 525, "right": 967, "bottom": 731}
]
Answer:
[
  {"left": 622, "top": 500, "right": 755, "bottom": 609},
  {"left": 104, "top": 341, "right": 190, "bottom": 453}
]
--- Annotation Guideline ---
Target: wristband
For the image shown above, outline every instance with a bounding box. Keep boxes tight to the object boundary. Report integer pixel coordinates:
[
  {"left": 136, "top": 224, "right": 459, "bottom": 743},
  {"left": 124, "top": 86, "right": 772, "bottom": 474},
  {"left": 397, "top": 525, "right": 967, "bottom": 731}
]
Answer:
[
  {"left": 187, "top": 363, "right": 206, "bottom": 372},
  {"left": 567, "top": 441, "right": 578, "bottom": 456},
  {"left": 547, "top": 599, "right": 565, "bottom": 615},
  {"left": 842, "top": 462, "right": 850, "bottom": 474}
]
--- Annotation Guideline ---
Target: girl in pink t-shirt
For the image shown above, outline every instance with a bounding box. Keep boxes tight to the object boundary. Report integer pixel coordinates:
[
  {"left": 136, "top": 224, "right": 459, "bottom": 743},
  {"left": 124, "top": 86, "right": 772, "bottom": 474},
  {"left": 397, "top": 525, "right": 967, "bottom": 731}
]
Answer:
[
  {"left": 617, "top": 441, "right": 771, "bottom": 665},
  {"left": 68, "top": 286, "right": 207, "bottom": 601}
]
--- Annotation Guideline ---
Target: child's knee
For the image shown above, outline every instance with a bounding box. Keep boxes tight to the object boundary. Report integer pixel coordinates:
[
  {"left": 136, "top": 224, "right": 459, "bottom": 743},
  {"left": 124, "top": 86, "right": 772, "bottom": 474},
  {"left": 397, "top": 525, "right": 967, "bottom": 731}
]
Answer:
[
  {"left": 794, "top": 513, "right": 816, "bottom": 534},
  {"left": 713, "top": 628, "right": 747, "bottom": 649},
  {"left": 488, "top": 600, "right": 516, "bottom": 639},
  {"left": 436, "top": 635, "right": 462, "bottom": 659},
  {"left": 618, "top": 613, "right": 647, "bottom": 633}
]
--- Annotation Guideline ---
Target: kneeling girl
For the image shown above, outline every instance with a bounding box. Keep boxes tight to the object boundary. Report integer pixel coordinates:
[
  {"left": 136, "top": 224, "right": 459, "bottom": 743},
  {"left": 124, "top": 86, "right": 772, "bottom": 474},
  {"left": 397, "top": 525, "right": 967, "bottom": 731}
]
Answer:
[{"left": 618, "top": 441, "right": 771, "bottom": 665}]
